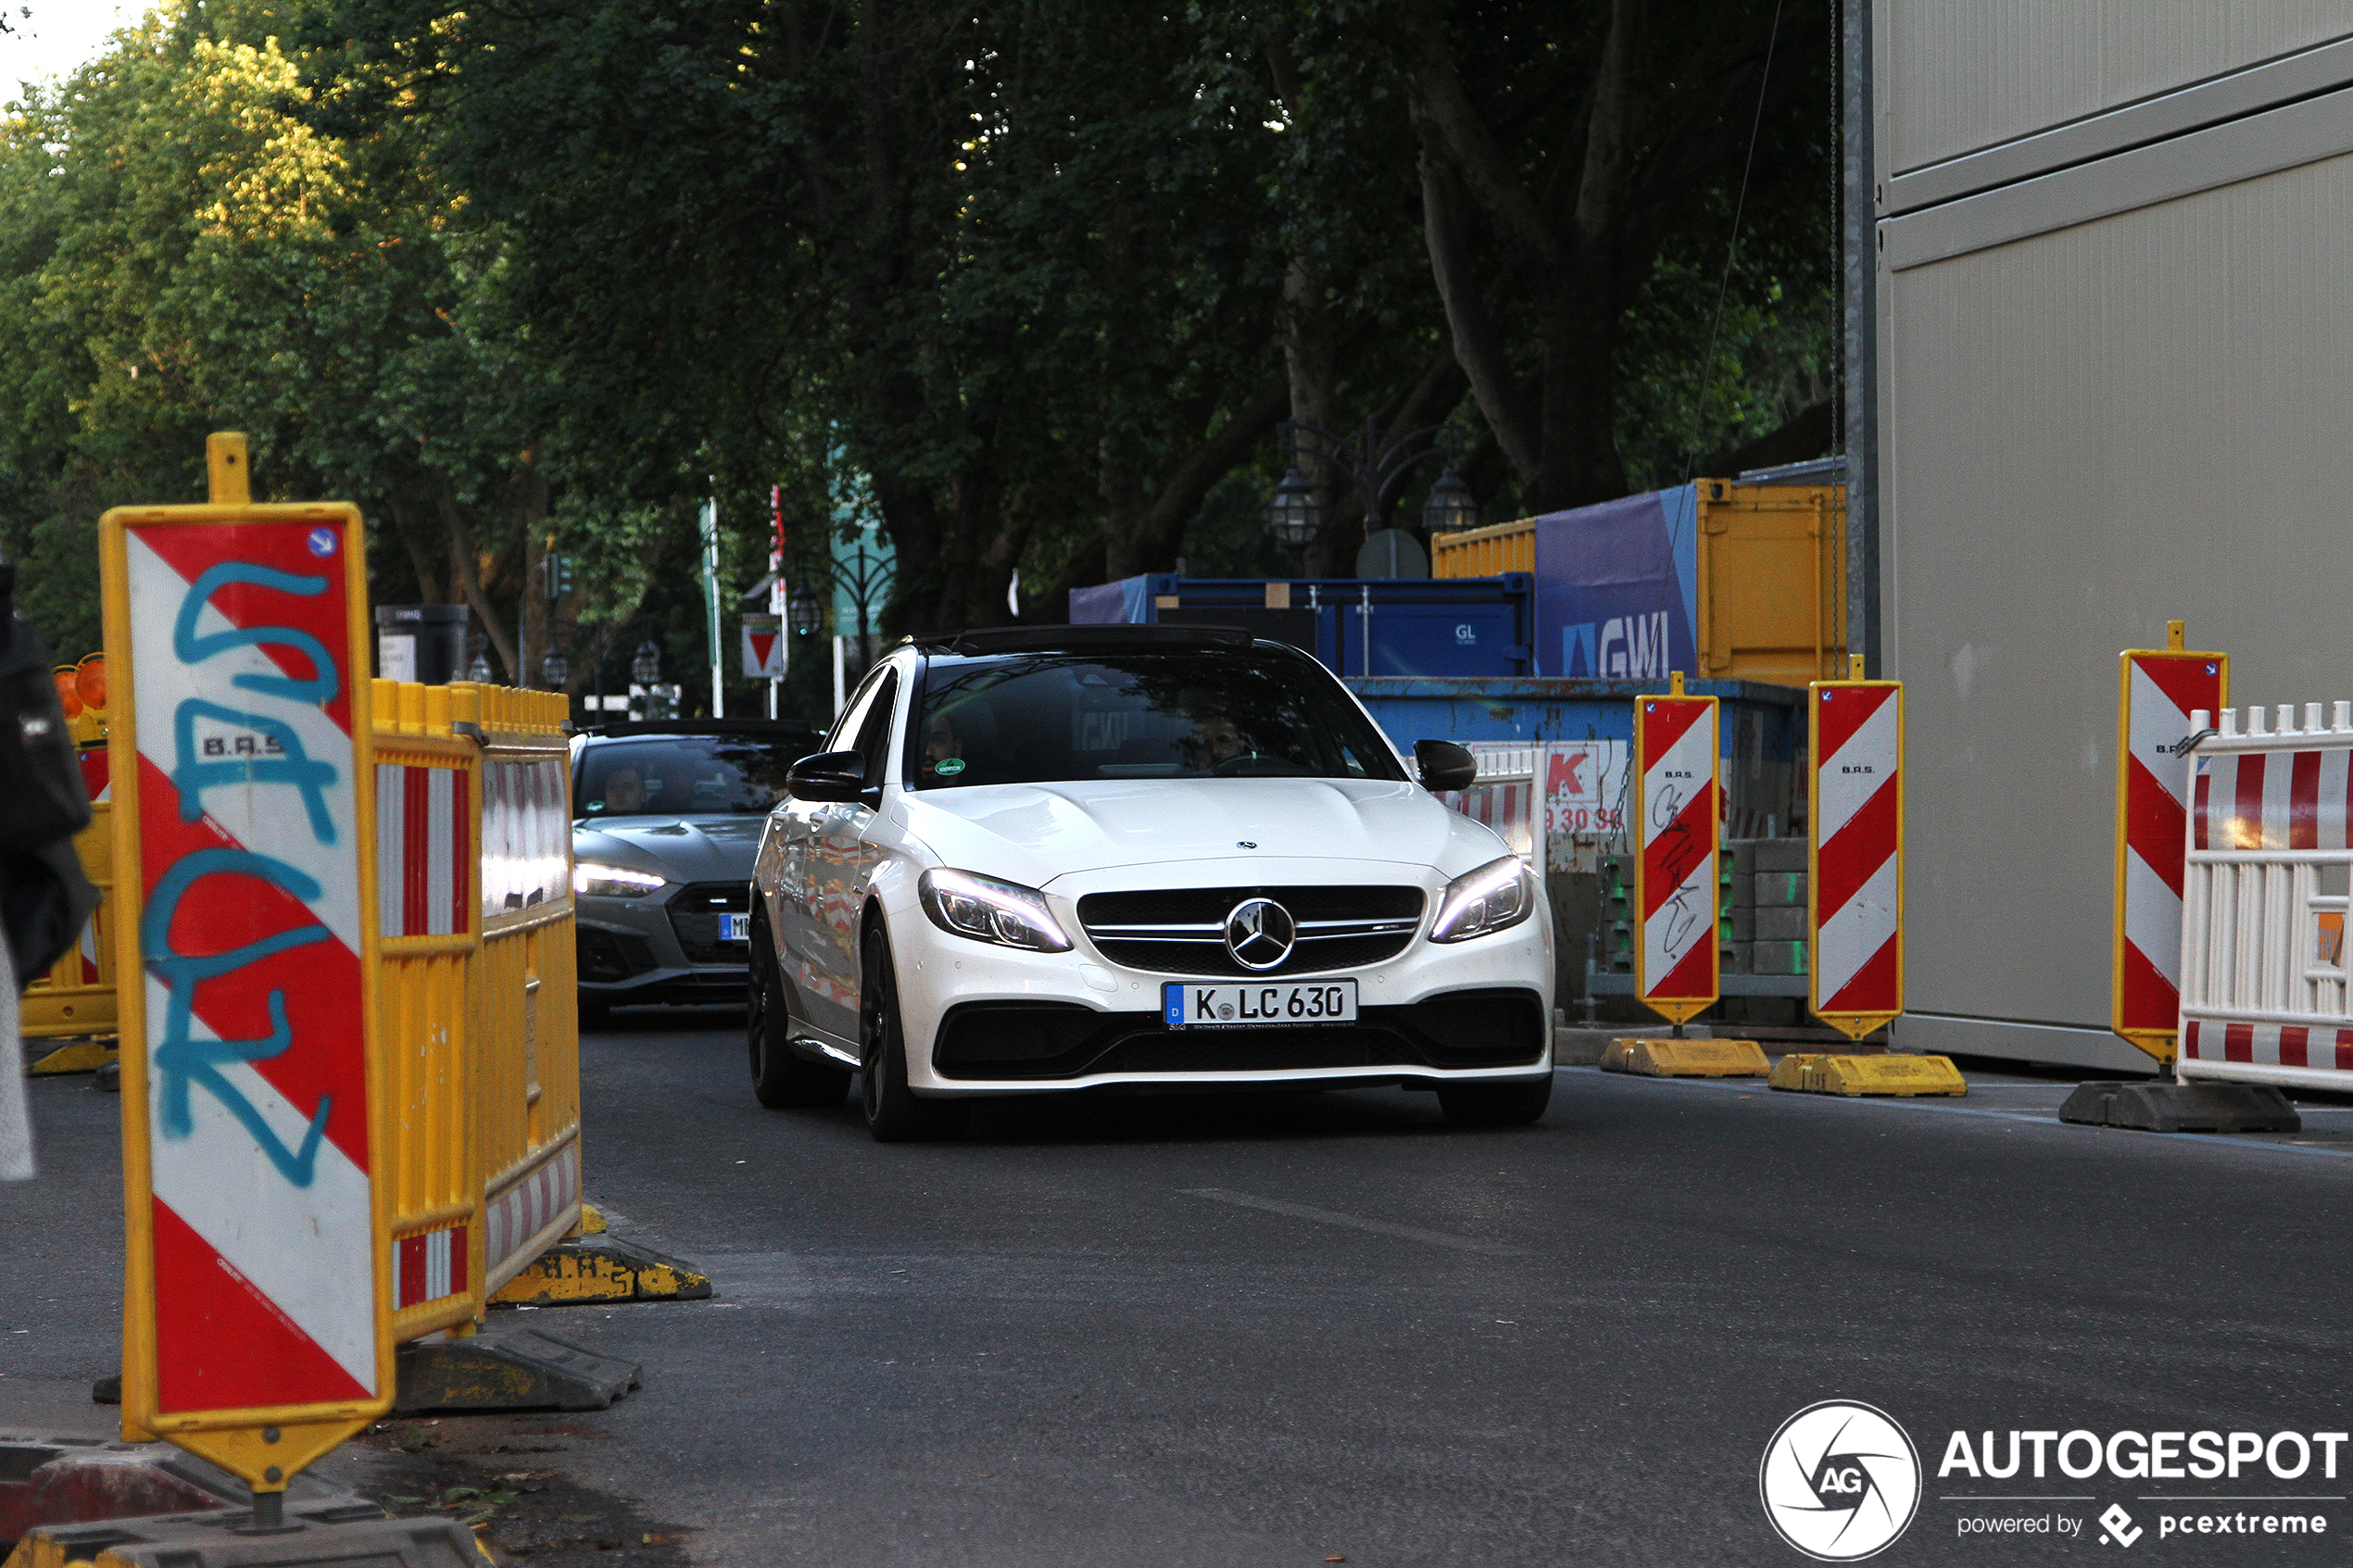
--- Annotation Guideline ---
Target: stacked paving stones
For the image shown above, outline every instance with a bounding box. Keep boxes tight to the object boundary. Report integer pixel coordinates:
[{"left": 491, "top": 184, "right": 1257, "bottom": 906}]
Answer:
[
  {"left": 1598, "top": 852, "right": 1633, "bottom": 977},
  {"left": 1723, "top": 837, "right": 1807, "bottom": 977}
]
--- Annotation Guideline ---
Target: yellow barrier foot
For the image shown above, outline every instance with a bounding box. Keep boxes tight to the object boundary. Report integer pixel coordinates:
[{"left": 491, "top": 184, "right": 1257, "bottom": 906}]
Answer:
[
  {"left": 1600, "top": 1037, "right": 1770, "bottom": 1078},
  {"left": 6, "top": 1509, "right": 478, "bottom": 1567},
  {"left": 393, "top": 1326, "right": 641, "bottom": 1414},
  {"left": 1768, "top": 1053, "right": 1969, "bottom": 1097},
  {"left": 25, "top": 1038, "right": 118, "bottom": 1075},
  {"left": 489, "top": 1235, "right": 711, "bottom": 1307}
]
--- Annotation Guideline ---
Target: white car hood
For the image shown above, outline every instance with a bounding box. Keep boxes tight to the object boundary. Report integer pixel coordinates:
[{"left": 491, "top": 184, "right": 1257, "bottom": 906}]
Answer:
[{"left": 899, "top": 777, "right": 1508, "bottom": 889}]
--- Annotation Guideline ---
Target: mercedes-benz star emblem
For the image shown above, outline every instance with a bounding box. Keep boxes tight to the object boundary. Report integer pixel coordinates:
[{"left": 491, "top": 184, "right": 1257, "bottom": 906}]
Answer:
[{"left": 1224, "top": 897, "right": 1296, "bottom": 972}]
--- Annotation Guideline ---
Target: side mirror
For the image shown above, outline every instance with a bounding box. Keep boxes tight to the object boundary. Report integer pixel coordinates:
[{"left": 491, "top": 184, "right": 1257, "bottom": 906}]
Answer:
[
  {"left": 786, "top": 750, "right": 867, "bottom": 803},
  {"left": 1415, "top": 739, "right": 1478, "bottom": 793}
]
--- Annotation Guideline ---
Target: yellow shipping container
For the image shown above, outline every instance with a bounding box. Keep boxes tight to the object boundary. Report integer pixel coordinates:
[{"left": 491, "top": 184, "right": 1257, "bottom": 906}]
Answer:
[{"left": 1430, "top": 479, "right": 1846, "bottom": 687}]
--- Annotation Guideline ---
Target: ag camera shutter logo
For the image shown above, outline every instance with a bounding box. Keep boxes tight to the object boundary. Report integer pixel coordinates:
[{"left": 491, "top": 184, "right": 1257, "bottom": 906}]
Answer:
[{"left": 1760, "top": 1400, "right": 1921, "bottom": 1561}]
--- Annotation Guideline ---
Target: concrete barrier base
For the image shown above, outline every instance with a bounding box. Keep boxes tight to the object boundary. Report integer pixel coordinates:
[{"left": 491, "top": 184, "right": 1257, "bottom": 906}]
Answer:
[
  {"left": 394, "top": 1326, "right": 641, "bottom": 1413},
  {"left": 2059, "top": 1080, "right": 2299, "bottom": 1134},
  {"left": 6, "top": 1509, "right": 476, "bottom": 1568}
]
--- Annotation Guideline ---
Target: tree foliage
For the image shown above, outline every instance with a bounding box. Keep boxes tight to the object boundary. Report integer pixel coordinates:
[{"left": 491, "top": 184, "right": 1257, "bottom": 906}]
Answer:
[{"left": 0, "top": 0, "right": 1839, "bottom": 665}]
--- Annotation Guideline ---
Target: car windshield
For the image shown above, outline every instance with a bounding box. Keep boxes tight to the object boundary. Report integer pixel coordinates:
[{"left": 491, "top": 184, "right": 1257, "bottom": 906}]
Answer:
[
  {"left": 910, "top": 648, "right": 1406, "bottom": 789},
  {"left": 575, "top": 737, "right": 798, "bottom": 819}
]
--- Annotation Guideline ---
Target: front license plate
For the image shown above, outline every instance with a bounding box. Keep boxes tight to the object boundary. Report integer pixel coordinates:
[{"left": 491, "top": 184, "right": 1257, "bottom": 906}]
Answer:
[
  {"left": 721, "top": 912, "right": 750, "bottom": 942},
  {"left": 1163, "top": 980, "right": 1357, "bottom": 1028}
]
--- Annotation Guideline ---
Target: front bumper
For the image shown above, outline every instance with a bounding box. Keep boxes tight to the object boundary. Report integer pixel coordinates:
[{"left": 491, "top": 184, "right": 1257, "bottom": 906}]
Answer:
[
  {"left": 576, "top": 883, "right": 750, "bottom": 1007},
  {"left": 934, "top": 988, "right": 1546, "bottom": 1081},
  {"left": 887, "top": 855, "right": 1554, "bottom": 1095}
]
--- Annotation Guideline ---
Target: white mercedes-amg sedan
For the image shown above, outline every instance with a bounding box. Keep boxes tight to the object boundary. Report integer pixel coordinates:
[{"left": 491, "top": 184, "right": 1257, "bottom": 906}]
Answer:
[{"left": 747, "top": 623, "right": 1554, "bottom": 1140}]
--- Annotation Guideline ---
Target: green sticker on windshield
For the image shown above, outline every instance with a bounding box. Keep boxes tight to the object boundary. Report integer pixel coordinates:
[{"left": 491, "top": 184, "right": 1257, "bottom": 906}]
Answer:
[{"left": 935, "top": 758, "right": 966, "bottom": 776}]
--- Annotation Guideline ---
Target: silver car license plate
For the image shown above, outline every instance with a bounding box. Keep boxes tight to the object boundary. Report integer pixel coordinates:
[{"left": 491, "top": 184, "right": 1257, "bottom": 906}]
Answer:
[
  {"left": 721, "top": 913, "right": 750, "bottom": 942},
  {"left": 1163, "top": 980, "right": 1357, "bottom": 1028}
]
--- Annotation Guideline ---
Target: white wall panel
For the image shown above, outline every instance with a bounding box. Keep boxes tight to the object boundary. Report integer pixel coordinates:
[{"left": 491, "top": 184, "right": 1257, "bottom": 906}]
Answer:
[
  {"left": 1883, "top": 0, "right": 2353, "bottom": 175},
  {"left": 1885, "top": 150, "right": 2353, "bottom": 1035}
]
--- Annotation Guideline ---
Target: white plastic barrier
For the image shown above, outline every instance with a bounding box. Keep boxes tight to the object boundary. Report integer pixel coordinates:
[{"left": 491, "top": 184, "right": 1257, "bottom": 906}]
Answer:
[
  {"left": 1443, "top": 745, "right": 1548, "bottom": 873},
  {"left": 2177, "top": 701, "right": 2353, "bottom": 1089}
]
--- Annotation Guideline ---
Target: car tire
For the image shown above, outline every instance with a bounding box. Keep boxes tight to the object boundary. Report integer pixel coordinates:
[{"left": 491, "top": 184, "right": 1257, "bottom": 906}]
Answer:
[
  {"left": 859, "top": 924, "right": 956, "bottom": 1142},
  {"left": 749, "top": 922, "right": 850, "bottom": 1110},
  {"left": 1436, "top": 1076, "right": 1552, "bottom": 1127}
]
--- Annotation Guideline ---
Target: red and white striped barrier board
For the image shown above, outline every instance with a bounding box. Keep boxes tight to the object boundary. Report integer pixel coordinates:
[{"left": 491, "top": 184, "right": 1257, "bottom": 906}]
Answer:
[
  {"left": 1808, "top": 679, "right": 1904, "bottom": 1039},
  {"left": 103, "top": 503, "right": 388, "bottom": 1471},
  {"left": 2112, "top": 641, "right": 2227, "bottom": 1060},
  {"left": 392, "top": 1224, "right": 469, "bottom": 1310},
  {"left": 2178, "top": 703, "right": 2353, "bottom": 1094},
  {"left": 485, "top": 1142, "right": 582, "bottom": 1285},
  {"left": 375, "top": 762, "right": 470, "bottom": 937},
  {"left": 1634, "top": 686, "right": 1719, "bottom": 1024}
]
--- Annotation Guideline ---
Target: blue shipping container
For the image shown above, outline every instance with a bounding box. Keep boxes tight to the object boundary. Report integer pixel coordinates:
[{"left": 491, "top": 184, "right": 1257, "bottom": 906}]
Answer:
[{"left": 1130, "top": 575, "right": 1534, "bottom": 678}]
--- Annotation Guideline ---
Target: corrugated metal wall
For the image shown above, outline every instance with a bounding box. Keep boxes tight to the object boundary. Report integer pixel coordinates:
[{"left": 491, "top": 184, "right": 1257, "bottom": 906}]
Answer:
[
  {"left": 1878, "top": 6, "right": 2353, "bottom": 1067},
  {"left": 1882, "top": 2, "right": 2353, "bottom": 173}
]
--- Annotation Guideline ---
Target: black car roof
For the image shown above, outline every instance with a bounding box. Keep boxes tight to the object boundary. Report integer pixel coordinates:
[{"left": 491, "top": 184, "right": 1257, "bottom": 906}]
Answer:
[
  {"left": 577, "top": 718, "right": 821, "bottom": 743},
  {"left": 907, "top": 623, "right": 1254, "bottom": 657}
]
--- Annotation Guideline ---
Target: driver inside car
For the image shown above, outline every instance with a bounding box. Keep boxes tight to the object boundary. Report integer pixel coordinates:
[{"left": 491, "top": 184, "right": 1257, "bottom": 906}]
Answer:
[
  {"left": 601, "top": 764, "right": 648, "bottom": 814},
  {"left": 1182, "top": 710, "right": 1247, "bottom": 771}
]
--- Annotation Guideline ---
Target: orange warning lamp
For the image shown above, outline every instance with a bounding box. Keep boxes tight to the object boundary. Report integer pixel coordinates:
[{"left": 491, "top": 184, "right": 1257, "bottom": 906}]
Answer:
[
  {"left": 52, "top": 666, "right": 81, "bottom": 718},
  {"left": 76, "top": 652, "right": 107, "bottom": 714}
]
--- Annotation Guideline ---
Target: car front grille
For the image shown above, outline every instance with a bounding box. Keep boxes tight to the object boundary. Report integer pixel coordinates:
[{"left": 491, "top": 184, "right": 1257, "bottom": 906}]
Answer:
[
  {"left": 1076, "top": 884, "right": 1425, "bottom": 976},
  {"left": 932, "top": 988, "right": 1546, "bottom": 1081},
  {"left": 668, "top": 881, "right": 750, "bottom": 964}
]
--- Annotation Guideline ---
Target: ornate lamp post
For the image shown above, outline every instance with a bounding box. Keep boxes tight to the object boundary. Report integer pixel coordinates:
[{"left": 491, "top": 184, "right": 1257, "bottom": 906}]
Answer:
[{"left": 1263, "top": 418, "right": 1476, "bottom": 572}]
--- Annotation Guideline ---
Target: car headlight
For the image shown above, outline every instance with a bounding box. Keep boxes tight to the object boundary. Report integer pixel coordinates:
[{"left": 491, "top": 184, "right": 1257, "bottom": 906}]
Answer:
[
  {"left": 1429, "top": 855, "right": 1536, "bottom": 943},
  {"left": 918, "top": 868, "right": 1072, "bottom": 953},
  {"left": 573, "top": 861, "right": 665, "bottom": 898}
]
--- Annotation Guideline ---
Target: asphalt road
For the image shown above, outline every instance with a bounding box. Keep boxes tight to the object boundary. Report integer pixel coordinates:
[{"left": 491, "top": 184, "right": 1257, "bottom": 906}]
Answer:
[{"left": 10, "top": 1018, "right": 2353, "bottom": 1565}]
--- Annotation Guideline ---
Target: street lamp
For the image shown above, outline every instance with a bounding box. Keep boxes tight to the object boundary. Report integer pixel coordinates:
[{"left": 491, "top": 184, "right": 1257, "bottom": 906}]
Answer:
[
  {"left": 631, "top": 640, "right": 662, "bottom": 688},
  {"left": 786, "top": 583, "right": 824, "bottom": 637},
  {"left": 1421, "top": 465, "right": 1479, "bottom": 533},
  {"left": 1264, "top": 417, "right": 1463, "bottom": 563},
  {"left": 1265, "top": 466, "right": 1321, "bottom": 547},
  {"left": 540, "top": 646, "right": 570, "bottom": 690}
]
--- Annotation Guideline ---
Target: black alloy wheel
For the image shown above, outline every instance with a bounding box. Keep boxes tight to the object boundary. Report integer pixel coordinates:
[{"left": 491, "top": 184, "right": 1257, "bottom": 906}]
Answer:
[
  {"left": 858, "top": 924, "right": 957, "bottom": 1142},
  {"left": 748, "top": 913, "right": 850, "bottom": 1110},
  {"left": 1435, "top": 1075, "right": 1553, "bottom": 1127}
]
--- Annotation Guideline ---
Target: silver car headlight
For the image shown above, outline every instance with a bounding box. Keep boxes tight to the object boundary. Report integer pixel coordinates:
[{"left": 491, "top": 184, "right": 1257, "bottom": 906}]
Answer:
[
  {"left": 1429, "top": 855, "right": 1536, "bottom": 943},
  {"left": 573, "top": 861, "right": 665, "bottom": 898},
  {"left": 918, "top": 868, "right": 1073, "bottom": 953}
]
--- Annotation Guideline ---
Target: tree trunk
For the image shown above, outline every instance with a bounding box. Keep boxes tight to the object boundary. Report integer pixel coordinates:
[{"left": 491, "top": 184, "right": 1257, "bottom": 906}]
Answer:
[
  {"left": 1281, "top": 256, "right": 1347, "bottom": 579},
  {"left": 438, "top": 480, "right": 519, "bottom": 683},
  {"left": 383, "top": 495, "right": 447, "bottom": 603}
]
